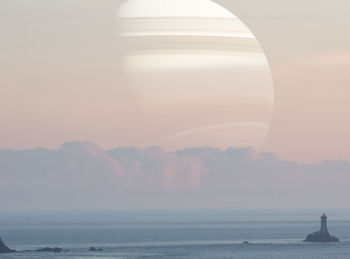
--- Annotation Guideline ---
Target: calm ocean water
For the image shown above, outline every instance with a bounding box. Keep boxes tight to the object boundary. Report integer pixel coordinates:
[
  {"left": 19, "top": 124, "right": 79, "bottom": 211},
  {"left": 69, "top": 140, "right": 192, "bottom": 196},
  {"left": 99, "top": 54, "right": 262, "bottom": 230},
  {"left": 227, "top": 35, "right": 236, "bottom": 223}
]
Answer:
[{"left": 1, "top": 210, "right": 350, "bottom": 259}]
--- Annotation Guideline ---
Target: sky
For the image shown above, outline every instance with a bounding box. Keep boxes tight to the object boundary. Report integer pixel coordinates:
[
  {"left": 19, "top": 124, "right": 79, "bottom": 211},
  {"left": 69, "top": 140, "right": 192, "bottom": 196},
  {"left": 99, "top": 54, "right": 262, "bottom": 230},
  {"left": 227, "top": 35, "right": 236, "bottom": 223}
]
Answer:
[
  {"left": 1, "top": 0, "right": 350, "bottom": 163},
  {"left": 0, "top": 0, "right": 350, "bottom": 210}
]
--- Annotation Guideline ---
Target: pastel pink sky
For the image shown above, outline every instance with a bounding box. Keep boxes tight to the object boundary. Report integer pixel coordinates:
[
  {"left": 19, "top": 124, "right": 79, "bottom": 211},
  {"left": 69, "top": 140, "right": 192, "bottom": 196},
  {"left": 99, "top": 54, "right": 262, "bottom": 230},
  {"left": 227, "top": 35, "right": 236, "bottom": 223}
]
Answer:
[{"left": 1, "top": 0, "right": 350, "bottom": 164}]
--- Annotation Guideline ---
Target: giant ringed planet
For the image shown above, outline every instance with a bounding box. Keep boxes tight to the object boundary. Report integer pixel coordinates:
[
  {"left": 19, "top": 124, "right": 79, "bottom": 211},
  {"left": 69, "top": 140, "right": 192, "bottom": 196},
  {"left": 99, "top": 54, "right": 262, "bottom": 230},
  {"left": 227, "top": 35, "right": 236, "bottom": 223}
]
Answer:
[{"left": 117, "top": 0, "right": 274, "bottom": 150}]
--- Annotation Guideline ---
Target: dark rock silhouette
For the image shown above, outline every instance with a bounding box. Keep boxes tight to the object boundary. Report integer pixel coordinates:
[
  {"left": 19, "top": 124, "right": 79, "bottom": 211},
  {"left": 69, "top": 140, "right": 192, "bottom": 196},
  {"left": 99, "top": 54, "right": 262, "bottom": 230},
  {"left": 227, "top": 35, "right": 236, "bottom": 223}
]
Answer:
[
  {"left": 304, "top": 214, "right": 340, "bottom": 242},
  {"left": 89, "top": 246, "right": 103, "bottom": 252},
  {"left": 0, "top": 238, "right": 16, "bottom": 253},
  {"left": 35, "top": 247, "right": 68, "bottom": 253}
]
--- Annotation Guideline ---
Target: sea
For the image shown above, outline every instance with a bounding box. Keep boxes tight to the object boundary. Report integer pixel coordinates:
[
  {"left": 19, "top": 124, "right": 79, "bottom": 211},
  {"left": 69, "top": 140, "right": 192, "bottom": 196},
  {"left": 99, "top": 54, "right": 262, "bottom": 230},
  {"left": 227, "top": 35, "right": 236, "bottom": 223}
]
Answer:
[{"left": 1, "top": 210, "right": 350, "bottom": 259}]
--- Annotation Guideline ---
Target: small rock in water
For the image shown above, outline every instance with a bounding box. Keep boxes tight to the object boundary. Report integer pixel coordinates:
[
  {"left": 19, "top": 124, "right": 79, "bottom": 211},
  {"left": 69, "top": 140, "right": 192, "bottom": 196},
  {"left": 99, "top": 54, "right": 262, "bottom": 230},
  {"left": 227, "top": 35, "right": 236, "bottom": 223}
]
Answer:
[
  {"left": 89, "top": 246, "right": 103, "bottom": 252},
  {"left": 35, "top": 247, "right": 68, "bottom": 253}
]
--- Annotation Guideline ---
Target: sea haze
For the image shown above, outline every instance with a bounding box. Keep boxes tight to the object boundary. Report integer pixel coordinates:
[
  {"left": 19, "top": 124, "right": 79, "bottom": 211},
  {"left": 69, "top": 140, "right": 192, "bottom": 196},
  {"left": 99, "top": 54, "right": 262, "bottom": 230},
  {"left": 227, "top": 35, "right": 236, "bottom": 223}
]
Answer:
[{"left": 0, "top": 209, "right": 350, "bottom": 259}]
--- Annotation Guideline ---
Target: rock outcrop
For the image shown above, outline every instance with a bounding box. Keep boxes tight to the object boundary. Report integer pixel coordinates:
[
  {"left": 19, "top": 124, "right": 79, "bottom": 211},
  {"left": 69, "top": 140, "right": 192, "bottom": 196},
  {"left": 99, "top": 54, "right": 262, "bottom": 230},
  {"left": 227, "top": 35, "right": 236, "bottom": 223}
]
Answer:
[
  {"left": 0, "top": 238, "right": 16, "bottom": 253},
  {"left": 304, "top": 214, "right": 340, "bottom": 242},
  {"left": 89, "top": 246, "right": 103, "bottom": 252},
  {"left": 35, "top": 247, "right": 68, "bottom": 253}
]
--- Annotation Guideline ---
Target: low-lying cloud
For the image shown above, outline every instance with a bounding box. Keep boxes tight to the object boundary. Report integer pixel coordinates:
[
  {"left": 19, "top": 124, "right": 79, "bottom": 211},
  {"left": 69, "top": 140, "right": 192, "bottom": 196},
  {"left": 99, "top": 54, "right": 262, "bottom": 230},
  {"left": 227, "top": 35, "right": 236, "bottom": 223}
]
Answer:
[{"left": 0, "top": 141, "right": 349, "bottom": 210}]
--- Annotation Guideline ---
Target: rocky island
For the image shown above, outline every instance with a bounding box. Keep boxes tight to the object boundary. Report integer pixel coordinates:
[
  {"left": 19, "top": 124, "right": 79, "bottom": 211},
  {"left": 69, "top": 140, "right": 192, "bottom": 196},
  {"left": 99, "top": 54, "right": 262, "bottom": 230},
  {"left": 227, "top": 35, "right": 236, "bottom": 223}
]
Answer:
[
  {"left": 0, "top": 238, "right": 16, "bottom": 253},
  {"left": 304, "top": 214, "right": 339, "bottom": 242}
]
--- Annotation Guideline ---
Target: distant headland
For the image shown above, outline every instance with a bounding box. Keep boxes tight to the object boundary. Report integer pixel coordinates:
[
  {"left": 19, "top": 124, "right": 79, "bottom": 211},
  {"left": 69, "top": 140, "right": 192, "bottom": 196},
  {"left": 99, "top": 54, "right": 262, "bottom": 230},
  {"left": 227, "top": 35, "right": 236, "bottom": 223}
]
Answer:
[{"left": 0, "top": 238, "right": 16, "bottom": 253}]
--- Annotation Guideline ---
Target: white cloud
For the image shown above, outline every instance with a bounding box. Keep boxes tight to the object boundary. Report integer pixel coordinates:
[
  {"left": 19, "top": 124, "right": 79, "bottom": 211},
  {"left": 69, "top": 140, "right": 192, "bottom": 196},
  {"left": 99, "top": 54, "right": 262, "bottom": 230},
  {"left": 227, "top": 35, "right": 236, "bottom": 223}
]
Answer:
[{"left": 0, "top": 142, "right": 349, "bottom": 210}]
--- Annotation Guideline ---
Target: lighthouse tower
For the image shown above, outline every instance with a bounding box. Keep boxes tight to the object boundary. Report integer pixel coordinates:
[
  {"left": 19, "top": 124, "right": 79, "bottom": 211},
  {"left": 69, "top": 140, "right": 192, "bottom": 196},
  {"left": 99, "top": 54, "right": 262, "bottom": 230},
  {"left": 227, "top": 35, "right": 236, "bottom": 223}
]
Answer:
[{"left": 320, "top": 214, "right": 329, "bottom": 234}]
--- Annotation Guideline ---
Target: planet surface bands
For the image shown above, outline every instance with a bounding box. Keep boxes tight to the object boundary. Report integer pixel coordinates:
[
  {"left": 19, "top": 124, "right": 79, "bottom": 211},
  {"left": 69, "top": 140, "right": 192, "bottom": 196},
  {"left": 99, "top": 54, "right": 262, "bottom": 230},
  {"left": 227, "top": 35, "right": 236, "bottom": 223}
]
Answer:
[{"left": 117, "top": 0, "right": 274, "bottom": 150}]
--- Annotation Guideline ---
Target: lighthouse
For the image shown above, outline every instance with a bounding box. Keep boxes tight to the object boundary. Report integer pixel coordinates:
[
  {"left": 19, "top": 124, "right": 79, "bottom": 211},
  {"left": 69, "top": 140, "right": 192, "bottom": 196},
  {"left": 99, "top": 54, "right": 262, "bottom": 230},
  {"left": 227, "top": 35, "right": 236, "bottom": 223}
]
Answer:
[
  {"left": 304, "top": 214, "right": 339, "bottom": 242},
  {"left": 320, "top": 214, "right": 329, "bottom": 234}
]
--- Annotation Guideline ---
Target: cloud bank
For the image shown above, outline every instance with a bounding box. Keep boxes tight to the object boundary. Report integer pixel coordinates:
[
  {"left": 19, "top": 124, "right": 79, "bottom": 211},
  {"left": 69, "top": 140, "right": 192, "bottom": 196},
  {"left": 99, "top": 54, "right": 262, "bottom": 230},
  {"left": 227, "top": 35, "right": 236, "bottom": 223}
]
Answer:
[{"left": 0, "top": 141, "right": 349, "bottom": 210}]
